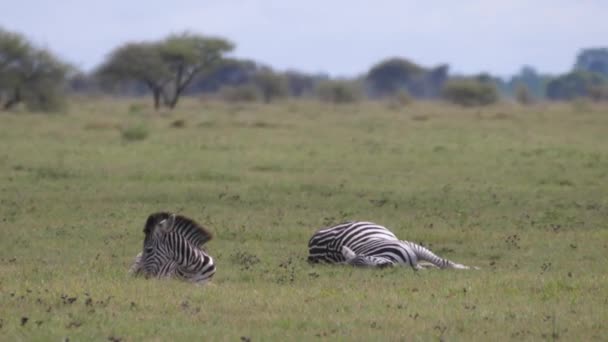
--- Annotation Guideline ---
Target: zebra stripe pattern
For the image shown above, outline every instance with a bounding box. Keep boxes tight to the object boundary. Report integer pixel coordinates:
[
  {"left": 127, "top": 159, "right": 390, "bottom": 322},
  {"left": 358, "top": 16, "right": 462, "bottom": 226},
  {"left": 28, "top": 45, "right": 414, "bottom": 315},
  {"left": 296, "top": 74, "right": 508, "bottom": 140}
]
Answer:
[
  {"left": 307, "top": 221, "right": 398, "bottom": 264},
  {"left": 130, "top": 212, "right": 216, "bottom": 283},
  {"left": 308, "top": 221, "right": 476, "bottom": 270}
]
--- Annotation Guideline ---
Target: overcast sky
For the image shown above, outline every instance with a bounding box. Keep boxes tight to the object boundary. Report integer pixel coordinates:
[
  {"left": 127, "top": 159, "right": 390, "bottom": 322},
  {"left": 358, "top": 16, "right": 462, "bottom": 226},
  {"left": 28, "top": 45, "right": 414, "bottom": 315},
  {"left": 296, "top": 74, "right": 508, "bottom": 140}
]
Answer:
[{"left": 3, "top": 1, "right": 606, "bottom": 77}]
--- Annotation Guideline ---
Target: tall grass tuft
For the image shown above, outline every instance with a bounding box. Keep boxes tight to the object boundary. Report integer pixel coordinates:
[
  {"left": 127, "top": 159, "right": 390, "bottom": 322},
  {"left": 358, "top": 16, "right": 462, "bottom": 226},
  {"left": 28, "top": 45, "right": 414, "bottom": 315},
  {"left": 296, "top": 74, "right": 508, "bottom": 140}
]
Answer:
[{"left": 121, "top": 124, "right": 149, "bottom": 141}]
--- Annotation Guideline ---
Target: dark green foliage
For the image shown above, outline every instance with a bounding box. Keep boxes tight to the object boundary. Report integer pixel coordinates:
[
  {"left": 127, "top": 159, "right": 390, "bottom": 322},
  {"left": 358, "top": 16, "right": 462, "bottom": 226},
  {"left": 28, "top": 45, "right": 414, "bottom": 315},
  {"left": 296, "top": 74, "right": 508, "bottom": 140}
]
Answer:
[
  {"left": 366, "top": 57, "right": 448, "bottom": 98},
  {"left": 186, "top": 62, "right": 325, "bottom": 99},
  {"left": 546, "top": 71, "right": 607, "bottom": 100},
  {"left": 160, "top": 33, "right": 234, "bottom": 108},
  {"left": 0, "top": 27, "right": 69, "bottom": 112},
  {"left": 367, "top": 58, "right": 423, "bottom": 95},
  {"left": 315, "top": 80, "right": 363, "bottom": 104},
  {"left": 575, "top": 48, "right": 608, "bottom": 76},
  {"left": 442, "top": 78, "right": 499, "bottom": 106},
  {"left": 96, "top": 42, "right": 169, "bottom": 109},
  {"left": 187, "top": 58, "right": 260, "bottom": 93},
  {"left": 284, "top": 70, "right": 322, "bottom": 97}
]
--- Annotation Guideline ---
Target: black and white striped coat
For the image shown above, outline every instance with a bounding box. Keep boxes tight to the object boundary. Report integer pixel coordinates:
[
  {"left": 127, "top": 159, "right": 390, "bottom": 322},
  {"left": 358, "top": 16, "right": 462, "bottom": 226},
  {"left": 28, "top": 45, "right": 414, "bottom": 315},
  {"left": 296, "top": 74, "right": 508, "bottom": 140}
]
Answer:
[
  {"left": 130, "top": 212, "right": 216, "bottom": 283},
  {"left": 308, "top": 221, "right": 475, "bottom": 270}
]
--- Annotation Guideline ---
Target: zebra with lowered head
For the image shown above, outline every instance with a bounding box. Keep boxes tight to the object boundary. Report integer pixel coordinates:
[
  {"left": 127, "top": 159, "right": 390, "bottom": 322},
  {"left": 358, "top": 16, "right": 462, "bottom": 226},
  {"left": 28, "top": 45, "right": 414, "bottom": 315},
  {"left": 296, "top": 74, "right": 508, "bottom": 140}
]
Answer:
[
  {"left": 308, "top": 221, "right": 477, "bottom": 270},
  {"left": 130, "top": 212, "right": 216, "bottom": 283}
]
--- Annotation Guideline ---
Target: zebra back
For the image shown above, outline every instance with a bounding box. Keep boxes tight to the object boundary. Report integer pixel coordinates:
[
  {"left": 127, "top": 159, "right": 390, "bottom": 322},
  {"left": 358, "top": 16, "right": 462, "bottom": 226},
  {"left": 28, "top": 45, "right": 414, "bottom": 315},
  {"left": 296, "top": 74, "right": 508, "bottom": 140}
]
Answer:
[{"left": 172, "top": 214, "right": 213, "bottom": 247}]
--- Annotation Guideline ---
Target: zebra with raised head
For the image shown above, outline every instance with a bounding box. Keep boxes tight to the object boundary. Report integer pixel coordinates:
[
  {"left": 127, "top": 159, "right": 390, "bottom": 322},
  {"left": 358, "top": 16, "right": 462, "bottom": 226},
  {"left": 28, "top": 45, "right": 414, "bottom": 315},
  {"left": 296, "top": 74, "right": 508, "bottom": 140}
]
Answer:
[
  {"left": 130, "top": 212, "right": 216, "bottom": 283},
  {"left": 308, "top": 221, "right": 476, "bottom": 270}
]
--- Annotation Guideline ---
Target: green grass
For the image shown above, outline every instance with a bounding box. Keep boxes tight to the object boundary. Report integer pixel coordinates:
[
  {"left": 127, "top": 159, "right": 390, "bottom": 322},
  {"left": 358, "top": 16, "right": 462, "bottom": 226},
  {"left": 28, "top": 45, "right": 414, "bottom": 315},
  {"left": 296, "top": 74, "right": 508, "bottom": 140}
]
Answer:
[{"left": 1, "top": 99, "right": 607, "bottom": 341}]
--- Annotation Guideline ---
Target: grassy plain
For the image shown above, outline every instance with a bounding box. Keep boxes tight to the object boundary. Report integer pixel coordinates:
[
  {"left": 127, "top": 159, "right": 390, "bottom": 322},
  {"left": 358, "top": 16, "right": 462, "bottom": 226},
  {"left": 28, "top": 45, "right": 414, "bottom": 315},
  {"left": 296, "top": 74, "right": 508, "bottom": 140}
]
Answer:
[{"left": 0, "top": 98, "right": 607, "bottom": 341}]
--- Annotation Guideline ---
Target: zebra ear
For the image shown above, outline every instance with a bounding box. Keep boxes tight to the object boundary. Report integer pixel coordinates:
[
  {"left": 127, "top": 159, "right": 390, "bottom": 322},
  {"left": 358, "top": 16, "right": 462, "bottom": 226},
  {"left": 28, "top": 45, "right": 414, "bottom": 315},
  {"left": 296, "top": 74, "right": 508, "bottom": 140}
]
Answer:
[
  {"left": 158, "top": 214, "right": 176, "bottom": 233},
  {"left": 169, "top": 213, "right": 177, "bottom": 226},
  {"left": 341, "top": 246, "right": 357, "bottom": 261}
]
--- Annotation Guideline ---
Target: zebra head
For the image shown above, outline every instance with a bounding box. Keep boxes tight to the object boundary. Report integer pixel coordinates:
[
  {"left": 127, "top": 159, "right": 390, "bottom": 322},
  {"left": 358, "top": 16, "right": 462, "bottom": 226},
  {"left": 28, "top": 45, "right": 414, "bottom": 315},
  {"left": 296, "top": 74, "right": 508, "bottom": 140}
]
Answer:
[
  {"left": 143, "top": 212, "right": 176, "bottom": 244},
  {"left": 141, "top": 212, "right": 175, "bottom": 261},
  {"left": 139, "top": 212, "right": 177, "bottom": 275}
]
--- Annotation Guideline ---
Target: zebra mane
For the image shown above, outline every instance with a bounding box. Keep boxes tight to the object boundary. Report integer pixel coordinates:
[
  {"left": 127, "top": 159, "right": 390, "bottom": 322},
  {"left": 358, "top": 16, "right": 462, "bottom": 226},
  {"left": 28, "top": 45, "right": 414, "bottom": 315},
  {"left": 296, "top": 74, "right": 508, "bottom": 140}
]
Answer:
[
  {"left": 172, "top": 214, "right": 213, "bottom": 246},
  {"left": 144, "top": 212, "right": 213, "bottom": 247}
]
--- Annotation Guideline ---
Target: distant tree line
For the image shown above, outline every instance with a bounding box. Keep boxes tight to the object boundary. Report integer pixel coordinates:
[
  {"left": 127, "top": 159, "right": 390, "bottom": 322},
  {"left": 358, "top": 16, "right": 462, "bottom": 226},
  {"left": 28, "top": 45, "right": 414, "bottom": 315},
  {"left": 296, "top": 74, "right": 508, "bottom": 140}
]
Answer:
[{"left": 3, "top": 26, "right": 608, "bottom": 112}]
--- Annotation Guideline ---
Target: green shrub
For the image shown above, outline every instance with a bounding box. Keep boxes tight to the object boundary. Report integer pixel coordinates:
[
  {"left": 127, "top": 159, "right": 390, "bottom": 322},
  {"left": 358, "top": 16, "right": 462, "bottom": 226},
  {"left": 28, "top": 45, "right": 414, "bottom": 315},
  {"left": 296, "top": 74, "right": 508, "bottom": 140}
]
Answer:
[
  {"left": 442, "top": 79, "right": 499, "bottom": 106},
  {"left": 22, "top": 85, "right": 67, "bottom": 113},
  {"left": 128, "top": 103, "right": 146, "bottom": 115},
  {"left": 587, "top": 84, "right": 608, "bottom": 101},
  {"left": 546, "top": 70, "right": 607, "bottom": 100},
  {"left": 121, "top": 124, "right": 149, "bottom": 141},
  {"left": 315, "top": 80, "right": 363, "bottom": 104}
]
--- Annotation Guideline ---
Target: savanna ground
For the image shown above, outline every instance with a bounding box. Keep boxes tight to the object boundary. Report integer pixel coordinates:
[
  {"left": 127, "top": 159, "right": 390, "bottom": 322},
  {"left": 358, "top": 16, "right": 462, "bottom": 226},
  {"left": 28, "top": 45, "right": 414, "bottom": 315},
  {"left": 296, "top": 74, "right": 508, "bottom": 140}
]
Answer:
[{"left": 0, "top": 98, "right": 607, "bottom": 341}]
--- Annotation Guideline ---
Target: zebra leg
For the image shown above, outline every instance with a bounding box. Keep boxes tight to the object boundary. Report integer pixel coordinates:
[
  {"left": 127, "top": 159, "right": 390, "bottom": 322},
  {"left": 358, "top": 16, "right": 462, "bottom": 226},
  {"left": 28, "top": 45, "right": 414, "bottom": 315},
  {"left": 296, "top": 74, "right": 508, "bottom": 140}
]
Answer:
[
  {"left": 402, "top": 241, "right": 477, "bottom": 270},
  {"left": 341, "top": 246, "right": 394, "bottom": 268},
  {"left": 129, "top": 252, "right": 143, "bottom": 275},
  {"left": 416, "top": 261, "right": 440, "bottom": 269},
  {"left": 341, "top": 246, "right": 358, "bottom": 261}
]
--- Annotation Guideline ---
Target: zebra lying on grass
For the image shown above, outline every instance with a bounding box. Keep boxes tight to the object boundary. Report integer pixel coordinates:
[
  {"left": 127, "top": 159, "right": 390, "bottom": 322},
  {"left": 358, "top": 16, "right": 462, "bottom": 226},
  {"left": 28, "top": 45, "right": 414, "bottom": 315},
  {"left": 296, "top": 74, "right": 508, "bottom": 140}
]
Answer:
[
  {"left": 308, "top": 221, "right": 477, "bottom": 270},
  {"left": 129, "top": 212, "right": 216, "bottom": 283}
]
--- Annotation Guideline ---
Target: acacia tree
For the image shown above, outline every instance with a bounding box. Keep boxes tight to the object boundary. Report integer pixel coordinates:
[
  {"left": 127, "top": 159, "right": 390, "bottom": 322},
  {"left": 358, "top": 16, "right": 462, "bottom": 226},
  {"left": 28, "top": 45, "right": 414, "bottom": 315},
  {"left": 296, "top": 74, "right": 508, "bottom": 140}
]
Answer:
[
  {"left": 98, "top": 33, "right": 233, "bottom": 110},
  {"left": 96, "top": 42, "right": 170, "bottom": 109},
  {"left": 160, "top": 33, "right": 233, "bottom": 108},
  {"left": 0, "top": 28, "right": 69, "bottom": 111}
]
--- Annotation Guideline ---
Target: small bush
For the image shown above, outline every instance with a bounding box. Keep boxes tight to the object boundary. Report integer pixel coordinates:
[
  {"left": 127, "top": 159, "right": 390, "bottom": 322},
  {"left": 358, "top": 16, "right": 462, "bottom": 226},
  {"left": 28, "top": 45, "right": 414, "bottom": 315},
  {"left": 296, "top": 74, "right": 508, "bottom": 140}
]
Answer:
[
  {"left": 315, "top": 80, "right": 363, "bottom": 104},
  {"left": 128, "top": 103, "right": 146, "bottom": 115},
  {"left": 546, "top": 70, "right": 606, "bottom": 100},
  {"left": 170, "top": 119, "right": 186, "bottom": 128},
  {"left": 220, "top": 84, "right": 261, "bottom": 103},
  {"left": 587, "top": 84, "right": 608, "bottom": 102},
  {"left": 121, "top": 124, "right": 149, "bottom": 141},
  {"left": 442, "top": 79, "right": 499, "bottom": 106},
  {"left": 23, "top": 86, "right": 67, "bottom": 113}
]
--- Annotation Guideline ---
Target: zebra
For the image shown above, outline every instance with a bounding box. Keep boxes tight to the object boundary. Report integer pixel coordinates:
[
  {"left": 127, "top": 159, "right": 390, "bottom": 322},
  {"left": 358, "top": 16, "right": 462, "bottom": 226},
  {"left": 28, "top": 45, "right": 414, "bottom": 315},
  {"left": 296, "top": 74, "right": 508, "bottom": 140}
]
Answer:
[
  {"left": 308, "top": 221, "right": 477, "bottom": 270},
  {"left": 130, "top": 212, "right": 216, "bottom": 283}
]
